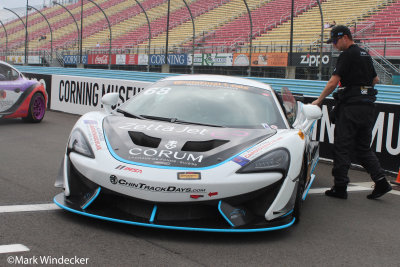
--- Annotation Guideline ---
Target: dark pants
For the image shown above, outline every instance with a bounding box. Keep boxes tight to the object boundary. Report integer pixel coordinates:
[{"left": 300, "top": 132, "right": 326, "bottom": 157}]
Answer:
[{"left": 332, "top": 104, "right": 385, "bottom": 187}]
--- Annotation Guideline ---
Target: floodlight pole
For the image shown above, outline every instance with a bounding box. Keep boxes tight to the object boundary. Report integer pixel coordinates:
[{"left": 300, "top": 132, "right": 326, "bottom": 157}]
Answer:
[
  {"left": 53, "top": 1, "right": 80, "bottom": 52},
  {"left": 4, "top": 8, "right": 26, "bottom": 61},
  {"left": 86, "top": 0, "right": 112, "bottom": 69},
  {"left": 183, "top": 0, "right": 194, "bottom": 74},
  {"left": 134, "top": 0, "right": 151, "bottom": 72},
  {"left": 243, "top": 0, "right": 252, "bottom": 76},
  {"left": 24, "top": 0, "right": 30, "bottom": 65},
  {"left": 316, "top": 0, "right": 324, "bottom": 80},
  {"left": 0, "top": 20, "right": 8, "bottom": 58},
  {"left": 28, "top": 5, "right": 53, "bottom": 64}
]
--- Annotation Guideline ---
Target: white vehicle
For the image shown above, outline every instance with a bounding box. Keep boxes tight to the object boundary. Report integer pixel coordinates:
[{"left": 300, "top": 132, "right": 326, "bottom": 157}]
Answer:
[{"left": 54, "top": 74, "right": 322, "bottom": 232}]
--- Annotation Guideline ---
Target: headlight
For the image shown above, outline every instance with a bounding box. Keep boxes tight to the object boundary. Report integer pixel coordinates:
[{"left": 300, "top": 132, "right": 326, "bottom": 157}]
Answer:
[
  {"left": 237, "top": 148, "right": 290, "bottom": 175},
  {"left": 68, "top": 129, "right": 95, "bottom": 158}
]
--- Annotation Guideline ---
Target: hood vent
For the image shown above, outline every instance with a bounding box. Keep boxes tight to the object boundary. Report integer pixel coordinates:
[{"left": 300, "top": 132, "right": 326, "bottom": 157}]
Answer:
[
  {"left": 182, "top": 139, "right": 229, "bottom": 152},
  {"left": 128, "top": 131, "right": 161, "bottom": 148}
]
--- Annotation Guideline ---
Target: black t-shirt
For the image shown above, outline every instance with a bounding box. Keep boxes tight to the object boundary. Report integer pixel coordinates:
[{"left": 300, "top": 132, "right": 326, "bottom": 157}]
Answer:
[{"left": 332, "top": 44, "right": 377, "bottom": 87}]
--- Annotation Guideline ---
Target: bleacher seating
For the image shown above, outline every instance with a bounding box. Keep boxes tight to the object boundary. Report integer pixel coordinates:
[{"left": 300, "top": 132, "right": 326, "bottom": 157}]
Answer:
[
  {"left": 0, "top": 0, "right": 398, "bottom": 59},
  {"left": 198, "top": 0, "right": 315, "bottom": 48},
  {"left": 252, "top": 0, "right": 390, "bottom": 48}
]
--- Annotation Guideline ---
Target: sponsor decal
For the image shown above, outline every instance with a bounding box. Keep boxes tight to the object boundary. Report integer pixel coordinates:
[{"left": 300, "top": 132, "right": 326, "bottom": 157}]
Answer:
[
  {"left": 128, "top": 148, "right": 204, "bottom": 164},
  {"left": 109, "top": 175, "right": 206, "bottom": 193},
  {"left": 118, "top": 122, "right": 208, "bottom": 135},
  {"left": 115, "top": 165, "right": 143, "bottom": 174},
  {"left": 190, "top": 194, "right": 204, "bottom": 199},
  {"left": 84, "top": 120, "right": 104, "bottom": 150},
  {"left": 110, "top": 175, "right": 118, "bottom": 184},
  {"left": 208, "top": 192, "right": 218, "bottom": 197},
  {"left": 232, "top": 156, "right": 250, "bottom": 166},
  {"left": 177, "top": 172, "right": 201, "bottom": 180},
  {"left": 0, "top": 90, "right": 6, "bottom": 99},
  {"left": 241, "top": 136, "right": 284, "bottom": 160},
  {"left": 165, "top": 140, "right": 178, "bottom": 149}
]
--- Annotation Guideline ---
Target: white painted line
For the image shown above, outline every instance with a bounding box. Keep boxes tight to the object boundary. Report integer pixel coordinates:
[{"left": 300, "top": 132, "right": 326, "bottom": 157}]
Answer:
[
  {"left": 0, "top": 203, "right": 60, "bottom": 213},
  {"left": 0, "top": 244, "right": 30, "bottom": 254},
  {"left": 308, "top": 183, "right": 400, "bottom": 196}
]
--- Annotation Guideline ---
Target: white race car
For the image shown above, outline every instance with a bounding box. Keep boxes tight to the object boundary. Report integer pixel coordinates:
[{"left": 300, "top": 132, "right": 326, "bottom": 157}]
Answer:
[{"left": 54, "top": 74, "right": 322, "bottom": 232}]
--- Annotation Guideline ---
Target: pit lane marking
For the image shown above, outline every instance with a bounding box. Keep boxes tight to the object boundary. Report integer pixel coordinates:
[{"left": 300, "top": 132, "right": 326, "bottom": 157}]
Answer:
[
  {"left": 0, "top": 244, "right": 30, "bottom": 254},
  {"left": 0, "top": 203, "right": 60, "bottom": 213}
]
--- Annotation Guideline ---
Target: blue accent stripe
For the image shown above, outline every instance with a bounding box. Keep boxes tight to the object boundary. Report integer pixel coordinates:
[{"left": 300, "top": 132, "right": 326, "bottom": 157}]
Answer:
[
  {"left": 104, "top": 131, "right": 261, "bottom": 171},
  {"left": 150, "top": 205, "right": 157, "bottom": 223},
  {"left": 217, "top": 201, "right": 235, "bottom": 227},
  {"left": 303, "top": 174, "right": 316, "bottom": 201},
  {"left": 310, "top": 157, "right": 319, "bottom": 175},
  {"left": 81, "top": 187, "right": 101, "bottom": 210},
  {"left": 54, "top": 197, "right": 295, "bottom": 233},
  {"left": 281, "top": 209, "right": 293, "bottom": 218}
]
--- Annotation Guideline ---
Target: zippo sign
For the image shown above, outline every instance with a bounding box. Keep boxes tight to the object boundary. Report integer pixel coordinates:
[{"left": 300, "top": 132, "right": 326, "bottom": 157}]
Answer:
[
  {"left": 292, "top": 53, "right": 332, "bottom": 67},
  {"left": 51, "top": 75, "right": 150, "bottom": 115}
]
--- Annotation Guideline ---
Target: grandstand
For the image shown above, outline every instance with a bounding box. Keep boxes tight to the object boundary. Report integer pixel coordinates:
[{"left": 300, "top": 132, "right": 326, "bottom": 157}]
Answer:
[{"left": 0, "top": 0, "right": 399, "bottom": 67}]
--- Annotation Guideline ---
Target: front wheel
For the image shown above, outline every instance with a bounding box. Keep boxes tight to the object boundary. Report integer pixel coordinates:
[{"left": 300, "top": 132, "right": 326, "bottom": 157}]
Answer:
[{"left": 23, "top": 92, "right": 46, "bottom": 123}]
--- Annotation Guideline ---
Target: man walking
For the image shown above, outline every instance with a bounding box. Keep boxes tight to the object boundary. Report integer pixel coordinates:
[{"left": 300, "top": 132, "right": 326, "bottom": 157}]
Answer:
[{"left": 312, "top": 25, "right": 392, "bottom": 199}]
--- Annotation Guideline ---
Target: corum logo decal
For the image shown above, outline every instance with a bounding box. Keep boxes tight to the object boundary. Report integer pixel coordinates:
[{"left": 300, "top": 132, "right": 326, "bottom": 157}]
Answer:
[
  {"left": 165, "top": 141, "right": 178, "bottom": 150},
  {"left": 110, "top": 175, "right": 118, "bottom": 184}
]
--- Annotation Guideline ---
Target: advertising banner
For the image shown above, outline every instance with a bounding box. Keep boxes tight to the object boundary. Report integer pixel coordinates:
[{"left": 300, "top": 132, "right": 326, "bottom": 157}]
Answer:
[
  {"left": 233, "top": 53, "right": 288, "bottom": 67},
  {"left": 7, "top": 55, "right": 24, "bottom": 65},
  {"left": 51, "top": 75, "right": 150, "bottom": 115},
  {"left": 126, "top": 54, "right": 138, "bottom": 65},
  {"left": 189, "top": 53, "right": 233, "bottom": 66},
  {"left": 304, "top": 97, "right": 400, "bottom": 173},
  {"left": 149, "top": 54, "right": 188, "bottom": 65},
  {"left": 87, "top": 54, "right": 109, "bottom": 65},
  {"left": 63, "top": 55, "right": 88, "bottom": 65},
  {"left": 292, "top": 52, "right": 332, "bottom": 67},
  {"left": 114, "top": 54, "right": 126, "bottom": 65},
  {"left": 28, "top": 56, "right": 41, "bottom": 65},
  {"left": 22, "top": 73, "right": 52, "bottom": 108},
  {"left": 138, "top": 54, "right": 148, "bottom": 65}
]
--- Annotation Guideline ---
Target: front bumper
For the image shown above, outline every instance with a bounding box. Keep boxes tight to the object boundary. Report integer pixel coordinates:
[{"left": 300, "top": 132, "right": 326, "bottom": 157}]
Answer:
[{"left": 54, "top": 160, "right": 296, "bottom": 232}]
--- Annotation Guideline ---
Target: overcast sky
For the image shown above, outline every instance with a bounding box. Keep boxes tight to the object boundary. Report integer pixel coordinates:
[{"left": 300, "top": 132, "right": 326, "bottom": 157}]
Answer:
[{"left": 0, "top": 0, "right": 49, "bottom": 9}]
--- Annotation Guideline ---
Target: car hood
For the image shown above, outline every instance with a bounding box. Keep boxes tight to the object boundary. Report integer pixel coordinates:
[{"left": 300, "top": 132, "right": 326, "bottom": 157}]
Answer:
[{"left": 103, "top": 116, "right": 276, "bottom": 168}]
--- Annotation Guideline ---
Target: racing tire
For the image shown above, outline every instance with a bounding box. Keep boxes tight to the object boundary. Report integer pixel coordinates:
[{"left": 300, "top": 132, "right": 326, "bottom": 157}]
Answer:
[
  {"left": 293, "top": 164, "right": 306, "bottom": 224},
  {"left": 22, "top": 92, "right": 46, "bottom": 123}
]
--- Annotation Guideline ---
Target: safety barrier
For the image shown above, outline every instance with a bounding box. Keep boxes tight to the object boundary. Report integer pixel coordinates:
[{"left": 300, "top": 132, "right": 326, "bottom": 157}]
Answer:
[{"left": 15, "top": 65, "right": 400, "bottom": 104}]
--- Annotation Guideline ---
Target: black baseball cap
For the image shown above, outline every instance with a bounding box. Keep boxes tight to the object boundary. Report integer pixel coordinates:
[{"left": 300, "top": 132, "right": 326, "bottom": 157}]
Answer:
[{"left": 327, "top": 25, "right": 352, "bottom": 44}]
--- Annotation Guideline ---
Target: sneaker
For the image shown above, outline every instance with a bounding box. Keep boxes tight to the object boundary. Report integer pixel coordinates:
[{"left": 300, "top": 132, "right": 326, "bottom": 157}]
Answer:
[
  {"left": 325, "top": 186, "right": 348, "bottom": 199},
  {"left": 367, "top": 178, "right": 392, "bottom": 199}
]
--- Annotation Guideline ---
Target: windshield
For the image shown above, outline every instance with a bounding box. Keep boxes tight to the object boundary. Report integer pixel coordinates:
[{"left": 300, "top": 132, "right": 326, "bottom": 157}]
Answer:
[{"left": 118, "top": 80, "right": 287, "bottom": 129}]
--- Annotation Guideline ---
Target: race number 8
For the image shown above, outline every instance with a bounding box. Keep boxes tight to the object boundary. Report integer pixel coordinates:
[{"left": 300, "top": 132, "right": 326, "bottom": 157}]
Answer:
[{"left": 144, "top": 87, "right": 171, "bottom": 95}]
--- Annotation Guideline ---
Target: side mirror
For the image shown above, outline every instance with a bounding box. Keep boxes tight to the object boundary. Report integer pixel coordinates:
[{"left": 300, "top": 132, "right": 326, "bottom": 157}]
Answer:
[
  {"left": 302, "top": 104, "right": 322, "bottom": 121},
  {"left": 293, "top": 104, "right": 322, "bottom": 132},
  {"left": 101, "top": 93, "right": 119, "bottom": 114}
]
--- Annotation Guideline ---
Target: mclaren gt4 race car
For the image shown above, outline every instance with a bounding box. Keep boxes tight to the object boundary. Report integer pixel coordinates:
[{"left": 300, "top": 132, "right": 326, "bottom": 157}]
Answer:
[
  {"left": 54, "top": 75, "right": 322, "bottom": 232},
  {"left": 0, "top": 61, "right": 47, "bottom": 122}
]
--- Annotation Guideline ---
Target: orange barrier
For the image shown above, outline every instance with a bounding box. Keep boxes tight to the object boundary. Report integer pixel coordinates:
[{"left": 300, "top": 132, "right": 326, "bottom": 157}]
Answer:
[{"left": 391, "top": 167, "right": 400, "bottom": 186}]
